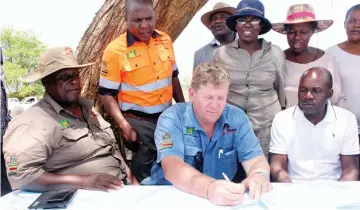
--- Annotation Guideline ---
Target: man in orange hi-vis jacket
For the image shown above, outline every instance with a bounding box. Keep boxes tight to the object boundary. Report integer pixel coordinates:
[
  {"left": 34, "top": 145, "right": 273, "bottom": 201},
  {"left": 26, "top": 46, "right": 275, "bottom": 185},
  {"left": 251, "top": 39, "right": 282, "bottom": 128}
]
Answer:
[{"left": 98, "top": 0, "right": 185, "bottom": 182}]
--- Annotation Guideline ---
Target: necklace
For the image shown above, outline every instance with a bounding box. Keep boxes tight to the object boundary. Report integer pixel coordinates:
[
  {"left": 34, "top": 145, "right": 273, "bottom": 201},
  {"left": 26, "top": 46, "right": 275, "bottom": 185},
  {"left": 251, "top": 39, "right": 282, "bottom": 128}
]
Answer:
[{"left": 292, "top": 48, "right": 318, "bottom": 64}]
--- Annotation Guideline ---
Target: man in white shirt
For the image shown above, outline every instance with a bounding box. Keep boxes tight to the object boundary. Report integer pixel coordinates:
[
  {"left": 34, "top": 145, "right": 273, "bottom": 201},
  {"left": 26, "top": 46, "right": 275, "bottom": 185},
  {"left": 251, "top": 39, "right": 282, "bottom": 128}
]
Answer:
[{"left": 270, "top": 67, "right": 359, "bottom": 182}]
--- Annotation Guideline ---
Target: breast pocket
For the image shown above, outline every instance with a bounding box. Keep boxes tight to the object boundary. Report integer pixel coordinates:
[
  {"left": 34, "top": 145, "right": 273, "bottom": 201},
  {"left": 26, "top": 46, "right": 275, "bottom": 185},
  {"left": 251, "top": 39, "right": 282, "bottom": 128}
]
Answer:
[
  {"left": 123, "top": 56, "right": 150, "bottom": 72},
  {"left": 52, "top": 127, "right": 90, "bottom": 164},
  {"left": 158, "top": 49, "right": 174, "bottom": 62},
  {"left": 220, "top": 149, "right": 238, "bottom": 180},
  {"left": 62, "top": 127, "right": 88, "bottom": 145},
  {"left": 158, "top": 49, "right": 174, "bottom": 77},
  {"left": 92, "top": 120, "right": 115, "bottom": 146}
]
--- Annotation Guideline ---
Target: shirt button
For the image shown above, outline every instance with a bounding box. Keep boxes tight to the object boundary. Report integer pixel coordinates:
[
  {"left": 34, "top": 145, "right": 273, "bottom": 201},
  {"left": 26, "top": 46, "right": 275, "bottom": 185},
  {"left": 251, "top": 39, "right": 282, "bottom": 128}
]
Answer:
[
  {"left": 160, "top": 94, "right": 163, "bottom": 97},
  {"left": 135, "top": 64, "right": 138, "bottom": 67},
  {"left": 157, "top": 76, "right": 160, "bottom": 79},
  {"left": 246, "top": 84, "right": 249, "bottom": 87},
  {"left": 245, "top": 72, "right": 249, "bottom": 76},
  {"left": 153, "top": 62, "right": 156, "bottom": 65}
]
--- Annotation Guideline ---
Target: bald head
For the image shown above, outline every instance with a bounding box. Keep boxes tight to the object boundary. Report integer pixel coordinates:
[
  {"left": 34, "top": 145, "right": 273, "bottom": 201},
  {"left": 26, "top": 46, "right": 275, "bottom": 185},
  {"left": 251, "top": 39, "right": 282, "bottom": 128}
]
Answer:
[
  {"left": 298, "top": 67, "right": 333, "bottom": 115},
  {"left": 300, "top": 67, "right": 333, "bottom": 89}
]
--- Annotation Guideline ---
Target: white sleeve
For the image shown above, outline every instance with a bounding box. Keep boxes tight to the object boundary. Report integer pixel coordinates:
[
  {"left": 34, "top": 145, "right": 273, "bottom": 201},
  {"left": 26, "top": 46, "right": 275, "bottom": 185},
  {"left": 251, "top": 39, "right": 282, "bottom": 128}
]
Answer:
[
  {"left": 270, "top": 114, "right": 287, "bottom": 155},
  {"left": 341, "top": 114, "right": 360, "bottom": 155},
  {"left": 328, "top": 55, "right": 346, "bottom": 107}
]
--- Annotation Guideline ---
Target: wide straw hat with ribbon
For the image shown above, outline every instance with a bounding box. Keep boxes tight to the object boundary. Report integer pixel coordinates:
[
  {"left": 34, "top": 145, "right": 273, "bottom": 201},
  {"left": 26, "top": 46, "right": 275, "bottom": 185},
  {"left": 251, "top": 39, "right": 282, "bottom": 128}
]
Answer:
[{"left": 272, "top": 3, "right": 333, "bottom": 34}]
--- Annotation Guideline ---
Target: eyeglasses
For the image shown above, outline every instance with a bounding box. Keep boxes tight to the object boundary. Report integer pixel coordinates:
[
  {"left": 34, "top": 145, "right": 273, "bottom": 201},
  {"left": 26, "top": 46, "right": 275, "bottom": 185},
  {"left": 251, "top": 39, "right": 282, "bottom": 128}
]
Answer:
[
  {"left": 236, "top": 18, "right": 261, "bottom": 26},
  {"left": 347, "top": 18, "right": 360, "bottom": 25},
  {"left": 194, "top": 151, "right": 203, "bottom": 173}
]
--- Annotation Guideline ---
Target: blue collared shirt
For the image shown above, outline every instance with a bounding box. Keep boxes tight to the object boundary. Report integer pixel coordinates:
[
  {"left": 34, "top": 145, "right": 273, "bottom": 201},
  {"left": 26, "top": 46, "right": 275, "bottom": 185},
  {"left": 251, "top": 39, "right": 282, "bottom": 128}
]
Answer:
[{"left": 143, "top": 102, "right": 264, "bottom": 185}]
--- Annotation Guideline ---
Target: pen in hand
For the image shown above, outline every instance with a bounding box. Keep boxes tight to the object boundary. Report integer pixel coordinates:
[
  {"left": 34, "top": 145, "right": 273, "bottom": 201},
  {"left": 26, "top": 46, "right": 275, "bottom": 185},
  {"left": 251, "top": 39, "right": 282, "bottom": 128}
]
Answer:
[
  {"left": 222, "top": 172, "right": 231, "bottom": 182},
  {"left": 223, "top": 172, "right": 250, "bottom": 199}
]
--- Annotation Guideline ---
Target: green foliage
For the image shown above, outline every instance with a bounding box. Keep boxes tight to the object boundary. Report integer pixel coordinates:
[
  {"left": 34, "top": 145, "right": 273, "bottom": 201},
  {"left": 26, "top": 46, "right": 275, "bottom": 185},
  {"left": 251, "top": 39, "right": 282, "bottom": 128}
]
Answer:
[{"left": 1, "top": 27, "right": 46, "bottom": 99}]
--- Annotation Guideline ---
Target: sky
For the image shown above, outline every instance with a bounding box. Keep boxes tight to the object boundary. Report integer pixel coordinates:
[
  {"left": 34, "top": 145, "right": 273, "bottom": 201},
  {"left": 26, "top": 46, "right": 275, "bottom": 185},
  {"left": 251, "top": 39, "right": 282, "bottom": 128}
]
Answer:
[{"left": 0, "top": 0, "right": 359, "bottom": 81}]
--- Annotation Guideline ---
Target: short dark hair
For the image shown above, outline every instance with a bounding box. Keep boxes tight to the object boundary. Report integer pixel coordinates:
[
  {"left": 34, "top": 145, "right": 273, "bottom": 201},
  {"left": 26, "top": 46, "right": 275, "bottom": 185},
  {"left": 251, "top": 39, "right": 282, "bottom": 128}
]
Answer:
[
  {"left": 125, "top": 0, "right": 153, "bottom": 18},
  {"left": 306, "top": 67, "right": 333, "bottom": 89},
  {"left": 345, "top": 4, "right": 360, "bottom": 20},
  {"left": 284, "top": 21, "right": 318, "bottom": 33}
]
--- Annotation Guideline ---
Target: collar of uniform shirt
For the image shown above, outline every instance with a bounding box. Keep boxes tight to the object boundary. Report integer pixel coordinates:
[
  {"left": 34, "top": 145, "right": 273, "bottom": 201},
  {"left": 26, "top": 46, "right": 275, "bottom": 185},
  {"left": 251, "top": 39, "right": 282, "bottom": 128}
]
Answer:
[
  {"left": 210, "top": 33, "right": 237, "bottom": 47},
  {"left": 228, "top": 38, "right": 272, "bottom": 54},
  {"left": 126, "top": 30, "right": 162, "bottom": 47},
  {"left": 43, "top": 93, "right": 93, "bottom": 116},
  {"left": 183, "top": 102, "right": 229, "bottom": 132},
  {"left": 210, "top": 38, "right": 220, "bottom": 47}
]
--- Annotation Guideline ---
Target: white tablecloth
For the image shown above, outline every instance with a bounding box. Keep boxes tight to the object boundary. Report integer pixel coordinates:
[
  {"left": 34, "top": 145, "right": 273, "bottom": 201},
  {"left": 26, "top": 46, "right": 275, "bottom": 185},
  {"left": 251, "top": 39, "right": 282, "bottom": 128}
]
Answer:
[{"left": 1, "top": 181, "right": 360, "bottom": 210}]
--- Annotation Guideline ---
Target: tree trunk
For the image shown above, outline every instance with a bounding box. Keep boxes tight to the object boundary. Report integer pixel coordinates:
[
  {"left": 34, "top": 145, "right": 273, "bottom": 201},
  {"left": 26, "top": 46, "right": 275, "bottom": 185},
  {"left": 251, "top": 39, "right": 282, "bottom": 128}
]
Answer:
[{"left": 76, "top": 0, "right": 208, "bottom": 107}]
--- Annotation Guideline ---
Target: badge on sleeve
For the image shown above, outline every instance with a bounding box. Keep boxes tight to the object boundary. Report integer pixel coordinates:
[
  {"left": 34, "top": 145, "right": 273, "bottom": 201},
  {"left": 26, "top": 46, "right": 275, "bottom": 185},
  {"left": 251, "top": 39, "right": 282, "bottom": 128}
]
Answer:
[
  {"left": 100, "top": 61, "right": 108, "bottom": 76},
  {"left": 7, "top": 153, "right": 19, "bottom": 176},
  {"left": 159, "top": 132, "right": 173, "bottom": 150}
]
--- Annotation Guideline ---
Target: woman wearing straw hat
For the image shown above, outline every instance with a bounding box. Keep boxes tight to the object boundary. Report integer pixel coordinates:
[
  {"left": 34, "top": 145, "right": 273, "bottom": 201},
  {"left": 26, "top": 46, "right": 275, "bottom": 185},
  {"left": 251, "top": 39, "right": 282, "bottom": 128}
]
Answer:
[
  {"left": 272, "top": 3, "right": 345, "bottom": 108},
  {"left": 214, "top": 0, "right": 285, "bottom": 160}
]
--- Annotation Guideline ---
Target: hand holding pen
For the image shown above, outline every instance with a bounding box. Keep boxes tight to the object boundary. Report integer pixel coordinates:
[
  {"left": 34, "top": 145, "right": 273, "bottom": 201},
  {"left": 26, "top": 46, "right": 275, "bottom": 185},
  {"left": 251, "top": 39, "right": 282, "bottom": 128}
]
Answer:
[{"left": 206, "top": 172, "right": 246, "bottom": 206}]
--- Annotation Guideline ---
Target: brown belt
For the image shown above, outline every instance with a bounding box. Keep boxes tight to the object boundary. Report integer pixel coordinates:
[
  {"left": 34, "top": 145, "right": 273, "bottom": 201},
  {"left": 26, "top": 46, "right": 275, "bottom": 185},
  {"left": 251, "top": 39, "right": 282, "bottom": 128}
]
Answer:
[{"left": 123, "top": 112, "right": 158, "bottom": 124}]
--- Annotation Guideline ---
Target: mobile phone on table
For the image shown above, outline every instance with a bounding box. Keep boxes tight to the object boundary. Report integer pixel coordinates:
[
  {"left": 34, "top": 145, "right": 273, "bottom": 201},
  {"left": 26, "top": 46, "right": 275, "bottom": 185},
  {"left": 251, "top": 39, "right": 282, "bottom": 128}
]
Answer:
[
  {"left": 28, "top": 189, "right": 77, "bottom": 209},
  {"left": 46, "top": 189, "right": 76, "bottom": 203}
]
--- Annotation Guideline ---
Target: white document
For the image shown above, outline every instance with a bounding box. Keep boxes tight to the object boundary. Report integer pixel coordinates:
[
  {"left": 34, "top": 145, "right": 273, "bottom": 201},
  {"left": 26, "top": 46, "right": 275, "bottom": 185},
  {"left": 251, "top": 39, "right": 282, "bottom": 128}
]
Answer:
[
  {"left": 125, "top": 186, "right": 263, "bottom": 210},
  {"left": 261, "top": 181, "right": 360, "bottom": 209}
]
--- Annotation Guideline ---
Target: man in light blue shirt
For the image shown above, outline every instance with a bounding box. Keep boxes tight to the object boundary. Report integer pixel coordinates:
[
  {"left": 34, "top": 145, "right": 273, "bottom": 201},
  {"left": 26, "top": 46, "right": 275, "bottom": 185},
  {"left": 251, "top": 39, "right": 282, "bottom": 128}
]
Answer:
[{"left": 143, "top": 63, "right": 271, "bottom": 206}]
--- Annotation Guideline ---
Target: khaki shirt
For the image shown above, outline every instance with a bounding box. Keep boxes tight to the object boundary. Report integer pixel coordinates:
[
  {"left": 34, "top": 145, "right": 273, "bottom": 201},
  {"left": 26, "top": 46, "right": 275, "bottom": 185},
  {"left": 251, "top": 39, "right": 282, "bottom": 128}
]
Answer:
[
  {"left": 214, "top": 39, "right": 286, "bottom": 130},
  {"left": 3, "top": 93, "right": 127, "bottom": 190}
]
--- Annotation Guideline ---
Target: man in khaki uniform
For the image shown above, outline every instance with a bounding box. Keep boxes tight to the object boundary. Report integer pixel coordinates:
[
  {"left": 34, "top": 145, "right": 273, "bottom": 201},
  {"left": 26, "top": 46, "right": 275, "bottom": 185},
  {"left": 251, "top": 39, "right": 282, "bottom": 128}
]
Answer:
[{"left": 3, "top": 46, "right": 136, "bottom": 192}]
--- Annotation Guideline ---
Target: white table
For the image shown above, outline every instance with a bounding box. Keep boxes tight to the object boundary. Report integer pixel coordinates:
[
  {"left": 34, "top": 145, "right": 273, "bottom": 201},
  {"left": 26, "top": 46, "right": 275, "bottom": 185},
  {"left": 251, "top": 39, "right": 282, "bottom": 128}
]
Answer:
[{"left": 1, "top": 181, "right": 360, "bottom": 210}]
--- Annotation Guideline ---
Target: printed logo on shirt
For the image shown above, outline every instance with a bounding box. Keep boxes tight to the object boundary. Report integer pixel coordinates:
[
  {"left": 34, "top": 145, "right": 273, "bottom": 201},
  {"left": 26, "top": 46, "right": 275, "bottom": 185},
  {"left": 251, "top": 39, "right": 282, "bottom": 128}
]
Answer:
[
  {"left": 7, "top": 153, "right": 19, "bottom": 176},
  {"left": 269, "top": 141, "right": 274, "bottom": 148},
  {"left": 59, "top": 119, "right": 70, "bottom": 129},
  {"left": 125, "top": 50, "right": 137, "bottom": 60},
  {"left": 159, "top": 132, "right": 173, "bottom": 150},
  {"left": 222, "top": 124, "right": 236, "bottom": 135},
  {"left": 185, "top": 127, "right": 194, "bottom": 136},
  {"left": 100, "top": 61, "right": 108, "bottom": 76}
]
